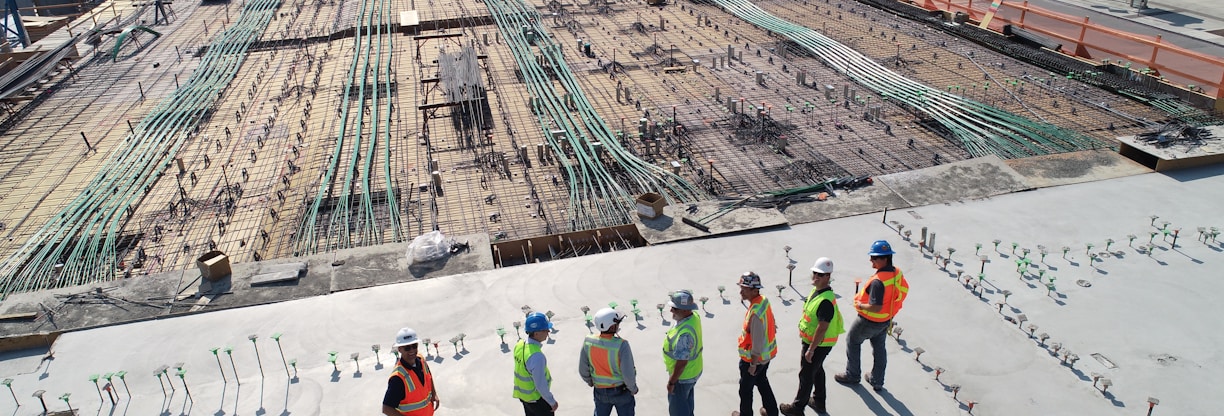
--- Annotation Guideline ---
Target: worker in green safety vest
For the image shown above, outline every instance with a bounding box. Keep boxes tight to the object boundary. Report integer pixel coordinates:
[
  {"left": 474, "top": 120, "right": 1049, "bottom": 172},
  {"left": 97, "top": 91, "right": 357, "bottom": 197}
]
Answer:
[
  {"left": 513, "top": 312, "right": 558, "bottom": 415},
  {"left": 663, "top": 289, "right": 703, "bottom": 416},
  {"left": 781, "top": 258, "right": 845, "bottom": 415}
]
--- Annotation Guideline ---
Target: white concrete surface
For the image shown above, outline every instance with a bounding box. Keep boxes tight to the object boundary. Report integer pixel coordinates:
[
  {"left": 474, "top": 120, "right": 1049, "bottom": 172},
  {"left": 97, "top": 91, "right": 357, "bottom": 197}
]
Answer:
[{"left": 2, "top": 166, "right": 1224, "bottom": 416}]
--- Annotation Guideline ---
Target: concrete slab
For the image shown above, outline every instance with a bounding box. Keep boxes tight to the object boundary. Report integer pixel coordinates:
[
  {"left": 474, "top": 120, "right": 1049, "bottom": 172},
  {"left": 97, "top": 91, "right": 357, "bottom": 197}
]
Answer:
[
  {"left": 781, "top": 181, "right": 911, "bottom": 225},
  {"left": 329, "top": 232, "right": 494, "bottom": 292},
  {"left": 876, "top": 156, "right": 1032, "bottom": 207},
  {"left": 2, "top": 167, "right": 1223, "bottom": 416},
  {"left": 635, "top": 200, "right": 790, "bottom": 245},
  {"left": 1004, "top": 149, "right": 1152, "bottom": 188}
]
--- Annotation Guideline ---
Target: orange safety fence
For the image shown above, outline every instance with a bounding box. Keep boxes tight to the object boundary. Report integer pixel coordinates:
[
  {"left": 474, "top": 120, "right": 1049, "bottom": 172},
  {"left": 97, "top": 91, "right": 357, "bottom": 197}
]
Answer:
[{"left": 913, "top": 0, "right": 1224, "bottom": 101}]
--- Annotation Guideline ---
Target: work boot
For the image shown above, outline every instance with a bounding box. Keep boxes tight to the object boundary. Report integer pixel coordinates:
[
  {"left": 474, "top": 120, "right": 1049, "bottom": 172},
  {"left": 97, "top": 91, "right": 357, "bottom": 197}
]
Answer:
[
  {"left": 779, "top": 403, "right": 804, "bottom": 416},
  {"left": 807, "top": 398, "right": 827, "bottom": 413},
  {"left": 808, "top": 397, "right": 827, "bottom": 414},
  {"left": 865, "top": 374, "right": 884, "bottom": 391},
  {"left": 833, "top": 373, "right": 859, "bottom": 385}
]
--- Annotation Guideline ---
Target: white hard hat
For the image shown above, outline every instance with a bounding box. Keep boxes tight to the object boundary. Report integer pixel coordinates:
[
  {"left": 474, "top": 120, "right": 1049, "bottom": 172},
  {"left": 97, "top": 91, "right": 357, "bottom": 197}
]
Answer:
[
  {"left": 811, "top": 257, "right": 834, "bottom": 274},
  {"left": 393, "top": 327, "right": 420, "bottom": 347},
  {"left": 593, "top": 308, "right": 626, "bottom": 332}
]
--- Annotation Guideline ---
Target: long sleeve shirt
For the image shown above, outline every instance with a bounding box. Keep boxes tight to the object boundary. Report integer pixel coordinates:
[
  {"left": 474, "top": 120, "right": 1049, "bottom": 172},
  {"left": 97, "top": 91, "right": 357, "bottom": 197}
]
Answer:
[
  {"left": 525, "top": 338, "right": 556, "bottom": 406},
  {"left": 748, "top": 296, "right": 769, "bottom": 362},
  {"left": 578, "top": 336, "right": 639, "bottom": 393}
]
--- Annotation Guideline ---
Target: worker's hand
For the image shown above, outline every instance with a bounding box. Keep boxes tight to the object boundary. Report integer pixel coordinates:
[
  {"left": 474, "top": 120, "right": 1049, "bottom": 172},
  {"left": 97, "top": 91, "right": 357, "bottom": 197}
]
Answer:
[
  {"left": 550, "top": 401, "right": 559, "bottom": 412},
  {"left": 667, "top": 380, "right": 676, "bottom": 394},
  {"left": 431, "top": 395, "right": 440, "bottom": 410},
  {"left": 748, "top": 362, "right": 758, "bottom": 376},
  {"left": 804, "top": 348, "right": 814, "bottom": 363}
]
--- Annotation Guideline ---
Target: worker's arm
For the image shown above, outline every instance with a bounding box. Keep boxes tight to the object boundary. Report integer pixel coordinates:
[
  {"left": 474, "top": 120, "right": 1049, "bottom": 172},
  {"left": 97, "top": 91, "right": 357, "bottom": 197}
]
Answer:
[
  {"left": 526, "top": 352, "right": 558, "bottom": 407},
  {"left": 577, "top": 343, "right": 594, "bottom": 387},
  {"left": 620, "top": 341, "right": 639, "bottom": 394},
  {"left": 667, "top": 359, "right": 688, "bottom": 393},
  {"left": 805, "top": 321, "right": 829, "bottom": 362},
  {"left": 857, "top": 279, "right": 886, "bottom": 313},
  {"left": 381, "top": 376, "right": 406, "bottom": 416},
  {"left": 749, "top": 311, "right": 767, "bottom": 363}
]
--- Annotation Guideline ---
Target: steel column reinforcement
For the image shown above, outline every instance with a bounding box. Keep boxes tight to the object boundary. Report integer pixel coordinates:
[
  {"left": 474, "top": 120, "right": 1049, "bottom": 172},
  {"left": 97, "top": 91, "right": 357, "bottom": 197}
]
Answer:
[
  {"left": 0, "top": 0, "right": 282, "bottom": 297},
  {"left": 484, "top": 0, "right": 706, "bottom": 231},
  {"left": 292, "top": 0, "right": 402, "bottom": 255},
  {"left": 712, "top": 0, "right": 1105, "bottom": 159}
]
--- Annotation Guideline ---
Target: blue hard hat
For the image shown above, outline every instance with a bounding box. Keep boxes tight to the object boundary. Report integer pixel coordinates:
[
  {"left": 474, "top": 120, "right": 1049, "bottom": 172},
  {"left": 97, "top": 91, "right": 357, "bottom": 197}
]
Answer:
[
  {"left": 524, "top": 312, "right": 552, "bottom": 334},
  {"left": 869, "top": 240, "right": 895, "bottom": 256}
]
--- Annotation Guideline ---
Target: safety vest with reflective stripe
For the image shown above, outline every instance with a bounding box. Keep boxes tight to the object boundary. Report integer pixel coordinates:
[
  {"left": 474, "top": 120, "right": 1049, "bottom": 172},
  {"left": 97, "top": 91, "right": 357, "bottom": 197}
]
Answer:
[
  {"left": 855, "top": 268, "right": 909, "bottom": 322},
  {"left": 738, "top": 296, "right": 777, "bottom": 362},
  {"left": 584, "top": 334, "right": 625, "bottom": 388},
  {"left": 663, "top": 314, "right": 703, "bottom": 381},
  {"left": 512, "top": 340, "right": 551, "bottom": 401},
  {"left": 799, "top": 288, "right": 845, "bottom": 347},
  {"left": 391, "top": 356, "right": 434, "bottom": 416}
]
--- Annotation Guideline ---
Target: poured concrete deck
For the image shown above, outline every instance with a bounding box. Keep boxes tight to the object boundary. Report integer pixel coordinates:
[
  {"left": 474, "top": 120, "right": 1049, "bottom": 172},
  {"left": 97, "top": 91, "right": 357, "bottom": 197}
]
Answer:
[{"left": 1, "top": 160, "right": 1222, "bottom": 415}]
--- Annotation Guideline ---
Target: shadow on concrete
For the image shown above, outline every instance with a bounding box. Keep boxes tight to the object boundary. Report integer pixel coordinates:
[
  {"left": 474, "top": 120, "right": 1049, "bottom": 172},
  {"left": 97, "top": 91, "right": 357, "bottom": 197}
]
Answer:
[
  {"left": 843, "top": 384, "right": 894, "bottom": 415},
  {"left": 877, "top": 390, "right": 916, "bottom": 416},
  {"left": 640, "top": 215, "right": 675, "bottom": 231},
  {"left": 1161, "top": 163, "right": 1224, "bottom": 182},
  {"left": 1098, "top": 389, "right": 1126, "bottom": 407},
  {"left": 409, "top": 256, "right": 453, "bottom": 279}
]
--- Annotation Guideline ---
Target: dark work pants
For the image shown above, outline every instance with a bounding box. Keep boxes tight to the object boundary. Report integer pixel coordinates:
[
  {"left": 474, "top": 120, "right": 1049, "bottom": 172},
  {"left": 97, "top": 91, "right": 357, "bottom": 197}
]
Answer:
[
  {"left": 738, "top": 360, "right": 779, "bottom": 416},
  {"left": 520, "top": 399, "right": 554, "bottom": 416},
  {"left": 793, "top": 342, "right": 832, "bottom": 409}
]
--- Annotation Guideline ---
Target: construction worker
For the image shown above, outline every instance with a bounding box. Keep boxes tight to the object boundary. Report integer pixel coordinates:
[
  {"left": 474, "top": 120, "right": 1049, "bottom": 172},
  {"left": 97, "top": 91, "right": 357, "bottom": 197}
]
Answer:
[
  {"left": 579, "top": 308, "right": 639, "bottom": 415},
  {"left": 735, "top": 272, "right": 779, "bottom": 416},
  {"left": 835, "top": 240, "right": 909, "bottom": 391},
  {"left": 780, "top": 258, "right": 844, "bottom": 415},
  {"left": 382, "top": 327, "right": 441, "bottom": 416},
  {"left": 514, "top": 312, "right": 559, "bottom": 415},
  {"left": 663, "top": 289, "right": 703, "bottom": 416}
]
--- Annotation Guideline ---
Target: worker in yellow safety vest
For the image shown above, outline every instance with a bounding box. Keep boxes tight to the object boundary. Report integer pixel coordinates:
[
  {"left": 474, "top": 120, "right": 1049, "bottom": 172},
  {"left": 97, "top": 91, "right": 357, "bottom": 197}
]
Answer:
[
  {"left": 580, "top": 308, "right": 638, "bottom": 415},
  {"left": 780, "top": 258, "right": 844, "bottom": 416},
  {"left": 663, "top": 289, "right": 703, "bottom": 416},
  {"left": 835, "top": 240, "right": 909, "bottom": 392},
  {"left": 382, "top": 327, "right": 441, "bottom": 416},
  {"left": 514, "top": 312, "right": 558, "bottom": 415},
  {"left": 734, "top": 272, "right": 778, "bottom": 416}
]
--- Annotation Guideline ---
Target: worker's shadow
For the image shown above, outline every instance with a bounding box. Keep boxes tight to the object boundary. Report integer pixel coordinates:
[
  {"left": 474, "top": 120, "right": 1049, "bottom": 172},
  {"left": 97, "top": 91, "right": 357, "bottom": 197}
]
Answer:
[
  {"left": 876, "top": 390, "right": 915, "bottom": 416},
  {"left": 847, "top": 385, "right": 911, "bottom": 416}
]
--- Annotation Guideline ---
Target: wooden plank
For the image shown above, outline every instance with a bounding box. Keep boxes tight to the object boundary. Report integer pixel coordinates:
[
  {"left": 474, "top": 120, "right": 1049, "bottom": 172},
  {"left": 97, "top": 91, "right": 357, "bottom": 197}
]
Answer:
[
  {"left": 0, "top": 312, "right": 38, "bottom": 321},
  {"left": 250, "top": 270, "right": 301, "bottom": 286}
]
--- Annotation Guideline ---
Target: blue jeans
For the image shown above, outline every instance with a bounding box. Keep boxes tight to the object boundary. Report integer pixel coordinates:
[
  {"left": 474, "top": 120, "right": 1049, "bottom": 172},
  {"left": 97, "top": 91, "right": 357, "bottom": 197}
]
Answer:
[
  {"left": 593, "top": 386, "right": 635, "bottom": 416},
  {"left": 844, "top": 316, "right": 890, "bottom": 387},
  {"left": 667, "top": 381, "right": 696, "bottom": 416}
]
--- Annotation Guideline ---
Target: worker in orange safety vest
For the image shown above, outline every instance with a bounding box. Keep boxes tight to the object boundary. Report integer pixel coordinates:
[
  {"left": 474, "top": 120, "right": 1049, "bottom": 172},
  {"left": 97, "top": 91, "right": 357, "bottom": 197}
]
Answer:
[
  {"left": 579, "top": 308, "right": 638, "bottom": 415},
  {"left": 383, "top": 327, "right": 441, "bottom": 416},
  {"left": 734, "top": 272, "right": 778, "bottom": 416},
  {"left": 835, "top": 240, "right": 909, "bottom": 392}
]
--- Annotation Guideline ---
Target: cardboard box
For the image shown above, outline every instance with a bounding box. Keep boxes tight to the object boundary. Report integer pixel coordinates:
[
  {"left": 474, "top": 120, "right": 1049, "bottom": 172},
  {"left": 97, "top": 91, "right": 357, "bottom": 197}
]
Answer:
[
  {"left": 635, "top": 192, "right": 667, "bottom": 220},
  {"left": 196, "top": 251, "right": 231, "bottom": 282}
]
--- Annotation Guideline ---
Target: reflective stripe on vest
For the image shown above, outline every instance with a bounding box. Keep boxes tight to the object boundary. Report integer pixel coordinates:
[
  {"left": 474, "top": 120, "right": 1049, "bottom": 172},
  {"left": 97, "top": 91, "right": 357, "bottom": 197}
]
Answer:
[
  {"left": 663, "top": 314, "right": 703, "bottom": 381},
  {"left": 799, "top": 289, "right": 845, "bottom": 347},
  {"left": 512, "top": 340, "right": 551, "bottom": 401},
  {"left": 584, "top": 334, "right": 624, "bottom": 388},
  {"left": 392, "top": 356, "right": 434, "bottom": 415},
  {"left": 737, "top": 296, "right": 777, "bottom": 362},
  {"left": 854, "top": 269, "right": 909, "bottom": 322}
]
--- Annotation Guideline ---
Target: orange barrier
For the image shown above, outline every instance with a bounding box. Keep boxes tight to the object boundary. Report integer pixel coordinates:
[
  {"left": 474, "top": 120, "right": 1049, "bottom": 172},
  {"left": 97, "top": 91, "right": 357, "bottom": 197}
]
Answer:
[{"left": 913, "top": 0, "right": 1224, "bottom": 103}]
